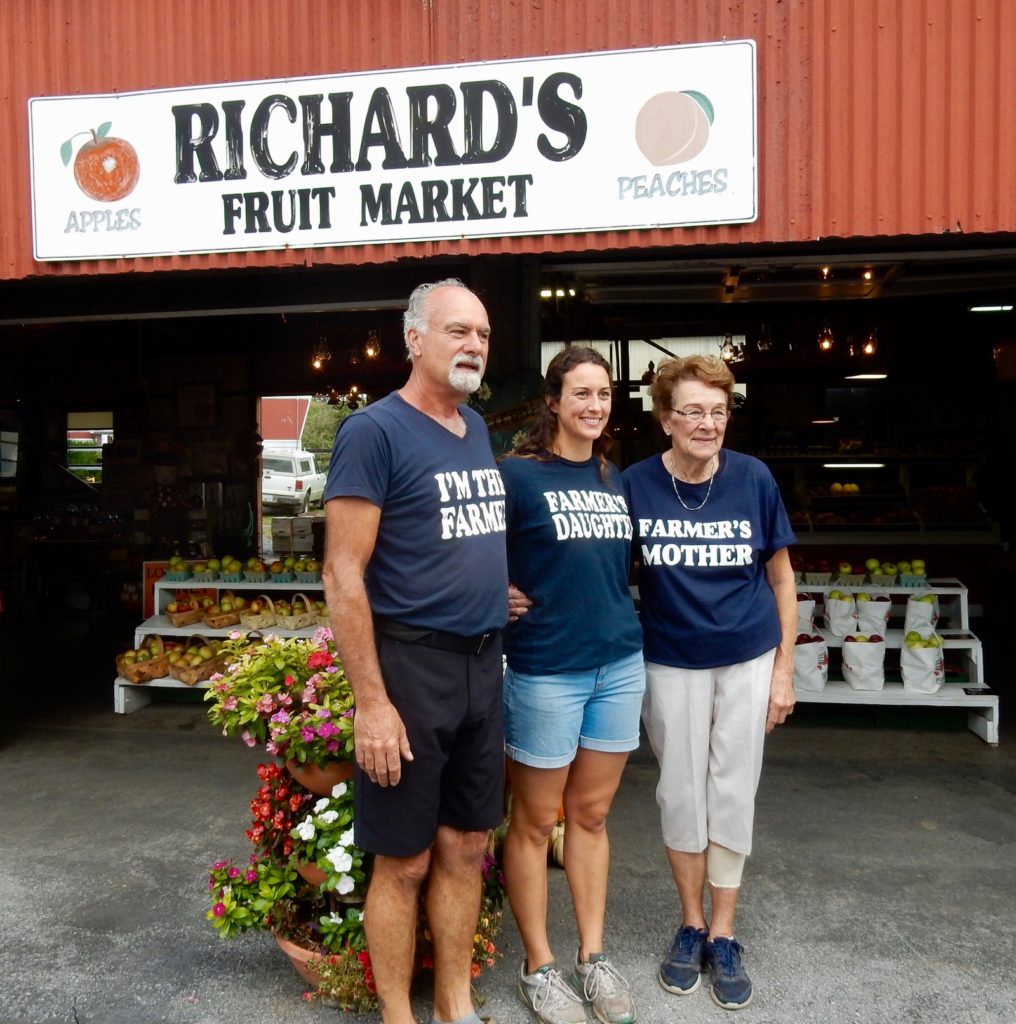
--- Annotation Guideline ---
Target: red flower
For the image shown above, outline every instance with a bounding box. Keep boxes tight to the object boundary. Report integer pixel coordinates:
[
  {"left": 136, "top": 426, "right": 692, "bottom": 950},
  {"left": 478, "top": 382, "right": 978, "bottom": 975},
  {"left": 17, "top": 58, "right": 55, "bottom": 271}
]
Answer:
[{"left": 307, "top": 651, "right": 334, "bottom": 669}]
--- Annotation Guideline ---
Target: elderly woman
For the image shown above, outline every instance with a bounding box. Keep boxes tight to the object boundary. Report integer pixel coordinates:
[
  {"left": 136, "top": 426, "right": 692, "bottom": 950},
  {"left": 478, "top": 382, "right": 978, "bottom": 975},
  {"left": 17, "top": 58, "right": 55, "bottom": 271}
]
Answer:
[
  {"left": 622, "top": 355, "right": 796, "bottom": 1011},
  {"left": 500, "top": 346, "right": 644, "bottom": 1024}
]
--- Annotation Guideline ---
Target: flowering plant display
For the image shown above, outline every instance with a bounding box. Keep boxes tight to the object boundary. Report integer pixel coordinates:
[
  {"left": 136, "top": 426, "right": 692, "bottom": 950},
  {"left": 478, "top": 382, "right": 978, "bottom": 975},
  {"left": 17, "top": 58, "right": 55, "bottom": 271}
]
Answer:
[
  {"left": 204, "top": 629, "right": 355, "bottom": 768},
  {"left": 290, "top": 780, "right": 366, "bottom": 896},
  {"left": 205, "top": 630, "right": 506, "bottom": 1011}
]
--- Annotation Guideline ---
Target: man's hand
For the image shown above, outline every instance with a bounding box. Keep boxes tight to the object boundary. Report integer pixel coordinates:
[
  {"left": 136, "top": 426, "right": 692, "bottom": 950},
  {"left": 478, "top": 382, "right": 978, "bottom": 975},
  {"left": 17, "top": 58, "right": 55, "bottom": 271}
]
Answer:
[
  {"left": 765, "top": 663, "right": 795, "bottom": 734},
  {"left": 508, "top": 582, "right": 534, "bottom": 624},
  {"left": 354, "top": 697, "right": 413, "bottom": 786}
]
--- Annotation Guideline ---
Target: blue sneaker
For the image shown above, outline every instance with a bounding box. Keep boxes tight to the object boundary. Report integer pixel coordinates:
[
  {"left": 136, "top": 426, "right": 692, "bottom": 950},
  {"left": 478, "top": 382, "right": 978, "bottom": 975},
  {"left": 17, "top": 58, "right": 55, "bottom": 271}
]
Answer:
[
  {"left": 658, "top": 925, "right": 707, "bottom": 995},
  {"left": 704, "top": 937, "right": 752, "bottom": 1010}
]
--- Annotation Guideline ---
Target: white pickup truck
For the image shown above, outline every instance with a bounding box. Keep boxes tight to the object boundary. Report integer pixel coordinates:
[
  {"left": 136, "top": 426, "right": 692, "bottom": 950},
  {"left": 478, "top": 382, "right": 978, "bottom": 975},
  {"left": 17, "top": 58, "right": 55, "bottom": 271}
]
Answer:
[{"left": 261, "top": 449, "right": 327, "bottom": 514}]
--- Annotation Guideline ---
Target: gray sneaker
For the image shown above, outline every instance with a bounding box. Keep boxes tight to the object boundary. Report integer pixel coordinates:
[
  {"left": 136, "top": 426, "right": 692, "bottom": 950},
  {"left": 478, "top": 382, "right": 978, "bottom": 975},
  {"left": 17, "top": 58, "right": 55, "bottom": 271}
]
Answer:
[
  {"left": 518, "top": 961, "right": 588, "bottom": 1024},
  {"left": 572, "top": 953, "right": 636, "bottom": 1024}
]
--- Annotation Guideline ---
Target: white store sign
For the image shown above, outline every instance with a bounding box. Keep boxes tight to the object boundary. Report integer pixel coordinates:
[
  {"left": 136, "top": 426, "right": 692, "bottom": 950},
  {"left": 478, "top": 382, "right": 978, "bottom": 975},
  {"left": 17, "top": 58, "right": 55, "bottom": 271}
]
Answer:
[{"left": 28, "top": 40, "right": 757, "bottom": 262}]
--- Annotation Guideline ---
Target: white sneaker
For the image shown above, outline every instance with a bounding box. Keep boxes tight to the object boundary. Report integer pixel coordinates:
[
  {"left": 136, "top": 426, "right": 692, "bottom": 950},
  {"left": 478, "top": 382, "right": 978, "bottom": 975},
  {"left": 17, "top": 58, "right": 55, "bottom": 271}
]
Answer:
[
  {"left": 518, "top": 960, "right": 588, "bottom": 1024},
  {"left": 572, "top": 953, "right": 636, "bottom": 1024}
]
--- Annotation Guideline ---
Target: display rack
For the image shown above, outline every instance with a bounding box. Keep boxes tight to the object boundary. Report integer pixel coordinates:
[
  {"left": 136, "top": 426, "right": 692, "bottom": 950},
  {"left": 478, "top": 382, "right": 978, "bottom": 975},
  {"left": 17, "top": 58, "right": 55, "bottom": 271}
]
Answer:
[
  {"left": 794, "top": 577, "right": 998, "bottom": 744},
  {"left": 113, "top": 577, "right": 325, "bottom": 714}
]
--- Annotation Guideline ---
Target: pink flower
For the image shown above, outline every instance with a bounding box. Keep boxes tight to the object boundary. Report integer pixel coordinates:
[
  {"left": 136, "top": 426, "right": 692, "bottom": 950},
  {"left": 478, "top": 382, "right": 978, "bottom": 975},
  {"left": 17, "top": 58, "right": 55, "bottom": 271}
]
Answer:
[
  {"left": 213, "top": 902, "right": 226, "bottom": 917},
  {"left": 245, "top": 869, "right": 258, "bottom": 883},
  {"left": 209, "top": 672, "right": 224, "bottom": 682},
  {"left": 284, "top": 674, "right": 295, "bottom": 686},
  {"left": 213, "top": 860, "right": 228, "bottom": 870},
  {"left": 326, "top": 739, "right": 339, "bottom": 752},
  {"left": 222, "top": 696, "right": 237, "bottom": 711},
  {"left": 228, "top": 866, "right": 240, "bottom": 878},
  {"left": 270, "top": 710, "right": 291, "bottom": 724},
  {"left": 266, "top": 741, "right": 280, "bottom": 755},
  {"left": 316, "top": 721, "right": 339, "bottom": 739},
  {"left": 241, "top": 730, "right": 256, "bottom": 748},
  {"left": 316, "top": 708, "right": 332, "bottom": 720},
  {"left": 300, "top": 685, "right": 316, "bottom": 703},
  {"left": 278, "top": 692, "right": 293, "bottom": 706},
  {"left": 301, "top": 727, "right": 316, "bottom": 742}
]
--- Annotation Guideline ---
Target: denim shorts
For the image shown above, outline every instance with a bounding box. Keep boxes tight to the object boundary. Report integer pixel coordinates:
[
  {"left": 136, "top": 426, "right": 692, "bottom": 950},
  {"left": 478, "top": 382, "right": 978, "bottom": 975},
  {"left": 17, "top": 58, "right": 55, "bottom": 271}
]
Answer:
[{"left": 503, "top": 649, "right": 646, "bottom": 769}]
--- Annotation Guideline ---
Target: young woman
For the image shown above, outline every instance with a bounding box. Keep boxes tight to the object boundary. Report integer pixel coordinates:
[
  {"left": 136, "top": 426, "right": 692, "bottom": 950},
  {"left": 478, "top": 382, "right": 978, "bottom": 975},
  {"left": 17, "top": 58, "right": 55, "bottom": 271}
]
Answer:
[{"left": 499, "top": 346, "right": 644, "bottom": 1024}]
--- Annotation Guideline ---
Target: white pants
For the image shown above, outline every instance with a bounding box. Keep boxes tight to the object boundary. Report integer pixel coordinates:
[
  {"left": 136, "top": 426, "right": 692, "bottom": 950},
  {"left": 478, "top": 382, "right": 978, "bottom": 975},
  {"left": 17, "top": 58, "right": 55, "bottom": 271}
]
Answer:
[{"left": 642, "top": 649, "right": 774, "bottom": 856}]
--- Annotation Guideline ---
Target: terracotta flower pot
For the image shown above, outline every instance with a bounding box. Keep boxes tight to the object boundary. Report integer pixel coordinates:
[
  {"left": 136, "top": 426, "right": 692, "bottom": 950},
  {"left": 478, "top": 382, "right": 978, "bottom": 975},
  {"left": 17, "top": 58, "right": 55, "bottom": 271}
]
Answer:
[
  {"left": 285, "top": 758, "right": 354, "bottom": 796},
  {"left": 274, "top": 933, "right": 323, "bottom": 986},
  {"left": 295, "top": 860, "right": 328, "bottom": 887}
]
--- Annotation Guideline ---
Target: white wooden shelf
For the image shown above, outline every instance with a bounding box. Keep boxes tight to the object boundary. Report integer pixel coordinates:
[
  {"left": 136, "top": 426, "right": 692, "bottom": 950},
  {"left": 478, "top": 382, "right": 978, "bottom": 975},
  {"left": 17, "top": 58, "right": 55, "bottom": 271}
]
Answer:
[
  {"left": 113, "top": 577, "right": 327, "bottom": 715},
  {"left": 795, "top": 577, "right": 999, "bottom": 744}
]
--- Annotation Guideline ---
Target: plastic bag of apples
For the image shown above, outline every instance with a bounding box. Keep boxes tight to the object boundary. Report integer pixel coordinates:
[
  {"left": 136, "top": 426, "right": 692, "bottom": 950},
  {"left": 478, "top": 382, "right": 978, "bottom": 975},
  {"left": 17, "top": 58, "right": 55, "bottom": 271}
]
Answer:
[
  {"left": 793, "top": 631, "right": 829, "bottom": 692},
  {"left": 841, "top": 631, "right": 886, "bottom": 690}
]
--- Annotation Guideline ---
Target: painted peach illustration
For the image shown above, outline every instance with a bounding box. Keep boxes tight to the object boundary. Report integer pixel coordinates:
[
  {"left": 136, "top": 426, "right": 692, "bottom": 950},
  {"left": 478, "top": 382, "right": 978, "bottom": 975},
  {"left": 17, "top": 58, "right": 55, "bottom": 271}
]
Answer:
[
  {"left": 635, "top": 91, "right": 714, "bottom": 166},
  {"left": 60, "top": 122, "right": 140, "bottom": 202}
]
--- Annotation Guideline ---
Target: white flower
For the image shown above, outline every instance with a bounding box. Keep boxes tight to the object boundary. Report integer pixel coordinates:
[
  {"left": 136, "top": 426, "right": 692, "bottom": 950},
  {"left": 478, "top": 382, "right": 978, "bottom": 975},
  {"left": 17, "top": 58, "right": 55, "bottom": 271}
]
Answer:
[
  {"left": 335, "top": 873, "right": 355, "bottom": 895},
  {"left": 318, "top": 809, "right": 339, "bottom": 824},
  {"left": 327, "top": 911, "right": 344, "bottom": 925},
  {"left": 295, "top": 818, "right": 316, "bottom": 841},
  {"left": 331, "top": 781, "right": 348, "bottom": 798},
  {"left": 339, "top": 828, "right": 355, "bottom": 847},
  {"left": 326, "top": 847, "right": 353, "bottom": 873},
  {"left": 313, "top": 797, "right": 330, "bottom": 813},
  {"left": 347, "top": 907, "right": 363, "bottom": 922}
]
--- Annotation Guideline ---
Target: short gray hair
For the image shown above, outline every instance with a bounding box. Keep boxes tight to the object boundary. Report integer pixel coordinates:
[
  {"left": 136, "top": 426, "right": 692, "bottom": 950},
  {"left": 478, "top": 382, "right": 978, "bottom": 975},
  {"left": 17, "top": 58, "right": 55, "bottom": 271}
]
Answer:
[{"left": 402, "top": 278, "right": 472, "bottom": 356}]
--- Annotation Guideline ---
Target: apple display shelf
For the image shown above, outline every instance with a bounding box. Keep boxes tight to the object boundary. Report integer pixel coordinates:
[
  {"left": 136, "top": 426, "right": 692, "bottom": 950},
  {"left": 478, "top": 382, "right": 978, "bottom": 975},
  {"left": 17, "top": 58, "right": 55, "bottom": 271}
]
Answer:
[
  {"left": 795, "top": 578, "right": 998, "bottom": 744},
  {"left": 113, "top": 578, "right": 325, "bottom": 714}
]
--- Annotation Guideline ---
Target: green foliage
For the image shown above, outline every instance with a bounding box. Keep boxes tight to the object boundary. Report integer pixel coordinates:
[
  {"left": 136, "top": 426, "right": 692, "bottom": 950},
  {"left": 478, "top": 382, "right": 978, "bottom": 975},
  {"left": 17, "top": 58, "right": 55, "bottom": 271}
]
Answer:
[{"left": 300, "top": 398, "right": 351, "bottom": 474}]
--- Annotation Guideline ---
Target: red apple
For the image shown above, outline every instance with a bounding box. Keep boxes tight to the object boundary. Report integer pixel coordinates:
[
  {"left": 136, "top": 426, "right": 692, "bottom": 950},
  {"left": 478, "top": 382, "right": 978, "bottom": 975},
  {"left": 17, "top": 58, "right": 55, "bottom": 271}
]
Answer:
[
  {"left": 69, "top": 127, "right": 140, "bottom": 202},
  {"left": 869, "top": 634, "right": 883, "bottom": 643},
  {"left": 796, "top": 633, "right": 812, "bottom": 645}
]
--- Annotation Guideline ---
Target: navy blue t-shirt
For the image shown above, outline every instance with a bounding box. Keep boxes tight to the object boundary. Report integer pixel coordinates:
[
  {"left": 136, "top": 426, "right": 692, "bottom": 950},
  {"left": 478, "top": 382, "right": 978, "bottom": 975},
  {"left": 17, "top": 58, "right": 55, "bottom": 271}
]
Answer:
[
  {"left": 500, "top": 454, "right": 642, "bottom": 674},
  {"left": 622, "top": 449, "right": 795, "bottom": 669},
  {"left": 325, "top": 392, "right": 508, "bottom": 635}
]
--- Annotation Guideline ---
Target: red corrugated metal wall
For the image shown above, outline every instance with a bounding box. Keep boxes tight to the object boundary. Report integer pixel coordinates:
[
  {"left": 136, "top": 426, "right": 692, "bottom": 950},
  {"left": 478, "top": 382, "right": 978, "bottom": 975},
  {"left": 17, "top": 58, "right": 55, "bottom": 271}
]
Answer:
[{"left": 2, "top": 0, "right": 1014, "bottom": 281}]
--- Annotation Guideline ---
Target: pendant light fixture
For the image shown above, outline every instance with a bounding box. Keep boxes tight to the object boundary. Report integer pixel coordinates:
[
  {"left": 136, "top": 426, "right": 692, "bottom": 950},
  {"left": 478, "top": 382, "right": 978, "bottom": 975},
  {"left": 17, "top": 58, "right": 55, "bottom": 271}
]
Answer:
[{"left": 817, "top": 323, "right": 835, "bottom": 352}]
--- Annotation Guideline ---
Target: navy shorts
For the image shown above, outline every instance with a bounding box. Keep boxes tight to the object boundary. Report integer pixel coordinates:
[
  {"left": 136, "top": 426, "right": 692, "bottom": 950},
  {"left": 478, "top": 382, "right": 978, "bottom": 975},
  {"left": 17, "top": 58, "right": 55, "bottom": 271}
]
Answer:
[{"left": 353, "top": 629, "right": 505, "bottom": 857}]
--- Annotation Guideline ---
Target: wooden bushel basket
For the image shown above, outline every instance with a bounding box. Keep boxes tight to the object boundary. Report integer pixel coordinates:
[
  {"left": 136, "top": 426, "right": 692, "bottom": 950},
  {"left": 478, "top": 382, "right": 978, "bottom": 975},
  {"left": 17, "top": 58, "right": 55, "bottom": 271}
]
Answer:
[
  {"left": 168, "top": 635, "right": 228, "bottom": 686},
  {"left": 277, "top": 593, "right": 318, "bottom": 630},
  {"left": 239, "top": 594, "right": 277, "bottom": 631},
  {"left": 116, "top": 636, "right": 170, "bottom": 683},
  {"left": 203, "top": 591, "right": 242, "bottom": 629}
]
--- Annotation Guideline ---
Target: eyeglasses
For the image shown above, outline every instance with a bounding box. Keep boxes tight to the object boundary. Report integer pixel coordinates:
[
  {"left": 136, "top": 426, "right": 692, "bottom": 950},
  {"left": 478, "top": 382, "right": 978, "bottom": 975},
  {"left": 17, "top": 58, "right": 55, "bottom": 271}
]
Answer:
[{"left": 670, "top": 407, "right": 730, "bottom": 424}]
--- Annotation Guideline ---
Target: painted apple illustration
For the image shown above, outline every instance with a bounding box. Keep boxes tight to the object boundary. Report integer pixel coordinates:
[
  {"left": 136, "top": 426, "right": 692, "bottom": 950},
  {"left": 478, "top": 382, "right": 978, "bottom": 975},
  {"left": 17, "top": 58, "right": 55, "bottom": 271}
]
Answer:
[
  {"left": 635, "top": 90, "right": 714, "bottom": 166},
  {"left": 60, "top": 122, "right": 140, "bottom": 202}
]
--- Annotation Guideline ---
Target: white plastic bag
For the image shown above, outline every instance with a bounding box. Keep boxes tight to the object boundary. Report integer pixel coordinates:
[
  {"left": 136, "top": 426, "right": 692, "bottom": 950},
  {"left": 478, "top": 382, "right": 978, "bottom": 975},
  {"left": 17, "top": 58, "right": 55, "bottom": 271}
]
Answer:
[
  {"left": 855, "top": 595, "right": 892, "bottom": 636},
  {"left": 824, "top": 592, "right": 858, "bottom": 637},
  {"left": 900, "top": 636, "right": 945, "bottom": 694},
  {"left": 903, "top": 593, "right": 939, "bottom": 635},
  {"left": 796, "top": 593, "right": 817, "bottom": 634},
  {"left": 793, "top": 636, "right": 829, "bottom": 692},
  {"left": 841, "top": 637, "right": 886, "bottom": 690}
]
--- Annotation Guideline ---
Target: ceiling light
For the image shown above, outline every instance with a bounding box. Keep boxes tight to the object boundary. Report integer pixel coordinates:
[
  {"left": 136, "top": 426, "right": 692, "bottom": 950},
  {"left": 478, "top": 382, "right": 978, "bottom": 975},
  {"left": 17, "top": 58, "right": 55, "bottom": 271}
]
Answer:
[
  {"left": 820, "top": 266, "right": 831, "bottom": 280},
  {"left": 364, "top": 328, "right": 380, "bottom": 359},
  {"left": 968, "top": 304, "right": 1013, "bottom": 312},
  {"left": 845, "top": 373, "right": 888, "bottom": 380},
  {"left": 311, "top": 337, "right": 331, "bottom": 370},
  {"left": 823, "top": 463, "right": 885, "bottom": 470},
  {"left": 862, "top": 329, "right": 878, "bottom": 356},
  {"left": 539, "top": 288, "right": 553, "bottom": 299},
  {"left": 862, "top": 269, "right": 874, "bottom": 281},
  {"left": 817, "top": 323, "right": 835, "bottom": 351},
  {"left": 555, "top": 288, "right": 566, "bottom": 297},
  {"left": 811, "top": 417, "right": 839, "bottom": 425}
]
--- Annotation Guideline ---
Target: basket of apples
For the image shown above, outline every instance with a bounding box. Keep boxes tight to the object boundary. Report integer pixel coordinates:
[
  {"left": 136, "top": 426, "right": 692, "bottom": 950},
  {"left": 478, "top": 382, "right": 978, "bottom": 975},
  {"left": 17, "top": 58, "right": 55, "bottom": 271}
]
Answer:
[
  {"left": 841, "top": 631, "right": 886, "bottom": 691},
  {"left": 804, "top": 560, "right": 832, "bottom": 587},
  {"left": 294, "top": 557, "right": 322, "bottom": 584},
  {"left": 268, "top": 558, "right": 295, "bottom": 583},
  {"left": 243, "top": 556, "right": 270, "bottom": 583},
  {"left": 273, "top": 593, "right": 319, "bottom": 631},
  {"left": 793, "top": 631, "right": 829, "bottom": 692},
  {"left": 164, "top": 593, "right": 204, "bottom": 627},
  {"left": 864, "top": 557, "right": 898, "bottom": 587},
  {"left": 167, "top": 635, "right": 228, "bottom": 686},
  {"left": 900, "top": 630, "right": 945, "bottom": 694},
  {"left": 164, "top": 554, "right": 191, "bottom": 582},
  {"left": 116, "top": 635, "right": 170, "bottom": 683},
  {"left": 834, "top": 560, "right": 867, "bottom": 586},
  {"left": 239, "top": 594, "right": 277, "bottom": 630},
  {"left": 218, "top": 556, "right": 245, "bottom": 584},
  {"left": 314, "top": 598, "right": 330, "bottom": 627},
  {"left": 897, "top": 558, "right": 928, "bottom": 587},
  {"left": 202, "top": 591, "right": 245, "bottom": 629}
]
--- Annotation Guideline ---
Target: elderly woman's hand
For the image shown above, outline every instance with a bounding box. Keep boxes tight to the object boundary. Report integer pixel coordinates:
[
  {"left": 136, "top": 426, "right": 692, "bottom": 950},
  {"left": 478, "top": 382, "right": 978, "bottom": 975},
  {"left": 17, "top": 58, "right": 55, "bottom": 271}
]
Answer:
[
  {"left": 508, "top": 582, "right": 533, "bottom": 623},
  {"left": 765, "top": 662, "right": 795, "bottom": 733}
]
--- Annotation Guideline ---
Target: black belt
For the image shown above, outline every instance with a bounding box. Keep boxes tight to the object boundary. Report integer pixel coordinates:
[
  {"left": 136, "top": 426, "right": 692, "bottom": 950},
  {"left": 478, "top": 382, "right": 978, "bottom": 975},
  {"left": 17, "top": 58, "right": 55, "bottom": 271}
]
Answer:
[{"left": 374, "top": 616, "right": 499, "bottom": 656}]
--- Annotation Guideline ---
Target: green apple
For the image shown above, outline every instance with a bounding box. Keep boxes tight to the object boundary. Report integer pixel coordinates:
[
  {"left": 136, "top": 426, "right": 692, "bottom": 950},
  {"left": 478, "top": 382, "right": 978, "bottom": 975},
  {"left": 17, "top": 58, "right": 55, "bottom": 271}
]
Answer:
[
  {"left": 897, "top": 560, "right": 912, "bottom": 574},
  {"left": 305, "top": 558, "right": 320, "bottom": 572},
  {"left": 910, "top": 558, "right": 926, "bottom": 571},
  {"left": 856, "top": 592, "right": 871, "bottom": 602},
  {"left": 915, "top": 593, "right": 936, "bottom": 604},
  {"left": 854, "top": 634, "right": 869, "bottom": 642},
  {"left": 904, "top": 630, "right": 923, "bottom": 645},
  {"left": 879, "top": 562, "right": 897, "bottom": 575},
  {"left": 283, "top": 556, "right": 297, "bottom": 569},
  {"left": 864, "top": 558, "right": 880, "bottom": 573}
]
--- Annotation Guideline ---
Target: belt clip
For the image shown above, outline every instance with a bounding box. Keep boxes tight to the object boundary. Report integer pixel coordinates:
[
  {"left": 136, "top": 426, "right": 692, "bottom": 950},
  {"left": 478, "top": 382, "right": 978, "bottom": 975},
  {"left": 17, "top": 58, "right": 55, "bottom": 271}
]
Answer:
[{"left": 475, "top": 631, "right": 493, "bottom": 655}]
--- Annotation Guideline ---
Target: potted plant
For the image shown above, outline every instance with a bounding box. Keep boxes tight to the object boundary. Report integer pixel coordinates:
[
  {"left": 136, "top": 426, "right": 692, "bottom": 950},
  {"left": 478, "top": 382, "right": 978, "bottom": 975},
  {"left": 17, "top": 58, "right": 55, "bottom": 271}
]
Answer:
[{"left": 204, "top": 631, "right": 506, "bottom": 1009}]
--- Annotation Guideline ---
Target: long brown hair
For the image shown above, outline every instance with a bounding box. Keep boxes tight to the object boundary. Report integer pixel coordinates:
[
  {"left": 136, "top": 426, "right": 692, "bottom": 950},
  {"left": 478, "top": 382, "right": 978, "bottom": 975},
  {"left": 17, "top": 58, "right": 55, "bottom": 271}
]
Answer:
[{"left": 508, "top": 346, "right": 614, "bottom": 481}]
